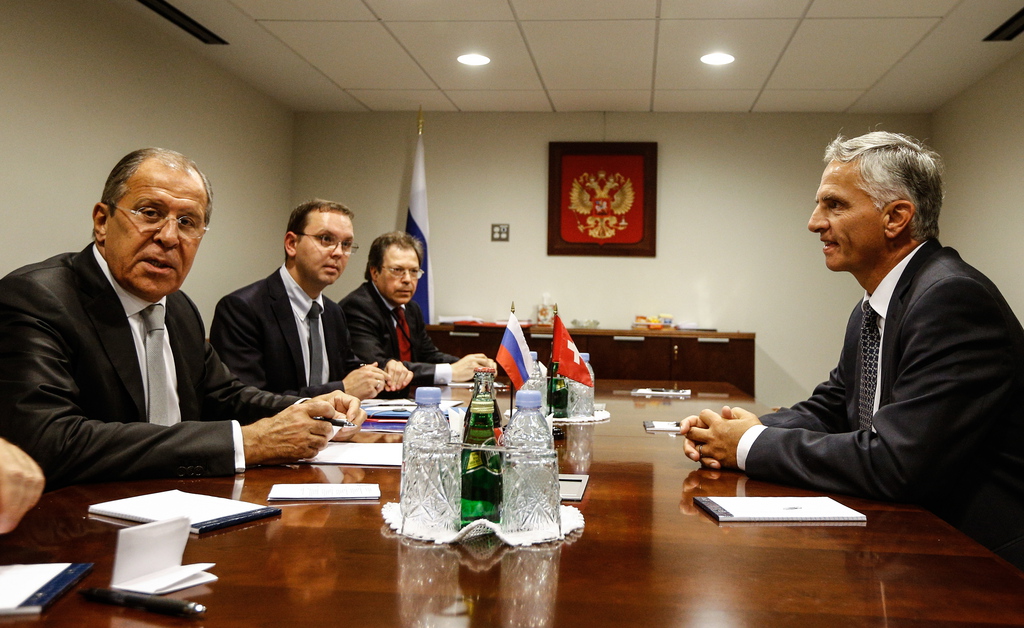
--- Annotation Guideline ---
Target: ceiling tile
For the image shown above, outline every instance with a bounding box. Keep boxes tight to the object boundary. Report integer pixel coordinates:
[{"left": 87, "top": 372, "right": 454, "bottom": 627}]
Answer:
[
  {"left": 523, "top": 20, "right": 656, "bottom": 90},
  {"left": 806, "top": 0, "right": 959, "bottom": 18},
  {"left": 656, "top": 19, "right": 798, "bottom": 90},
  {"left": 850, "top": 0, "right": 1024, "bottom": 112},
  {"left": 348, "top": 90, "right": 458, "bottom": 111},
  {"left": 366, "top": 0, "right": 514, "bottom": 21},
  {"left": 511, "top": 0, "right": 657, "bottom": 20},
  {"left": 654, "top": 90, "right": 759, "bottom": 112},
  {"left": 387, "top": 21, "right": 542, "bottom": 90},
  {"left": 753, "top": 89, "right": 863, "bottom": 112},
  {"left": 767, "top": 18, "right": 938, "bottom": 90},
  {"left": 549, "top": 90, "right": 651, "bottom": 112},
  {"left": 261, "top": 21, "right": 435, "bottom": 89},
  {"left": 228, "top": 0, "right": 375, "bottom": 21},
  {"left": 447, "top": 90, "right": 553, "bottom": 111},
  {"left": 660, "top": 0, "right": 810, "bottom": 19}
]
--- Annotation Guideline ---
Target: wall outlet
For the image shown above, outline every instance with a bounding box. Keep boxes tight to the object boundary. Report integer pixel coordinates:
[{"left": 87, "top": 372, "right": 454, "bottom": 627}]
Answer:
[{"left": 491, "top": 223, "right": 509, "bottom": 241}]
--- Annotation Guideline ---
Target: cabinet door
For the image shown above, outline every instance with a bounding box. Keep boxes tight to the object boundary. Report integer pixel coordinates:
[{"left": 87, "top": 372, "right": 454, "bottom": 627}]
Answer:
[
  {"left": 585, "top": 335, "right": 671, "bottom": 380},
  {"left": 671, "top": 337, "right": 755, "bottom": 395}
]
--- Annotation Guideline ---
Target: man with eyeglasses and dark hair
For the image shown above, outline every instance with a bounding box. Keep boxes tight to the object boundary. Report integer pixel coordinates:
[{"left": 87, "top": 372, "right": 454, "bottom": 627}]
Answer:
[
  {"left": 211, "top": 199, "right": 411, "bottom": 399},
  {"left": 341, "top": 231, "right": 495, "bottom": 390},
  {"left": 0, "top": 149, "right": 365, "bottom": 490}
]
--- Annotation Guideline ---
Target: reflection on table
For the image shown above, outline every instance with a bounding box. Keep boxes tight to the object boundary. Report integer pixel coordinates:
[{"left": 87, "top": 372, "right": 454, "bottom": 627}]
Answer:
[{"left": 2, "top": 380, "right": 1023, "bottom": 627}]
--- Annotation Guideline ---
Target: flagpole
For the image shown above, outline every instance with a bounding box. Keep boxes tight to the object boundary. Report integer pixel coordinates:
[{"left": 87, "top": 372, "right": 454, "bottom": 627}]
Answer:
[{"left": 510, "top": 302, "right": 517, "bottom": 415}]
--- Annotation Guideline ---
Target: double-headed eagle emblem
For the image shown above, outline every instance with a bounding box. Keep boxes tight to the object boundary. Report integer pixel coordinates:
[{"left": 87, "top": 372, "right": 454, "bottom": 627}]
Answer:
[{"left": 568, "top": 170, "right": 635, "bottom": 240}]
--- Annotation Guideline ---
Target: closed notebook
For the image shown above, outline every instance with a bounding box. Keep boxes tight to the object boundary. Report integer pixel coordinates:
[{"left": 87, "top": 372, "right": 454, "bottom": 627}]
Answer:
[
  {"left": 89, "top": 489, "right": 280, "bottom": 534},
  {"left": 0, "top": 563, "right": 92, "bottom": 615},
  {"left": 694, "top": 496, "right": 866, "bottom": 523}
]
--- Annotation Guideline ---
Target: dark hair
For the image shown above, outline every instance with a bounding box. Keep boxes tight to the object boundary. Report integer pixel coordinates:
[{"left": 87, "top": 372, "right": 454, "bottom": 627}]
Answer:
[
  {"left": 824, "top": 131, "right": 943, "bottom": 241},
  {"left": 101, "top": 148, "right": 213, "bottom": 223},
  {"left": 365, "top": 231, "right": 424, "bottom": 281},
  {"left": 286, "top": 199, "right": 354, "bottom": 235}
]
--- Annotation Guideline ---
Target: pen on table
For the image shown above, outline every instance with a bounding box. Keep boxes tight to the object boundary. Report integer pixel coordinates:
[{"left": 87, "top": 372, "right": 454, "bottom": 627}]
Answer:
[
  {"left": 79, "top": 588, "right": 206, "bottom": 618},
  {"left": 313, "top": 416, "right": 355, "bottom": 428}
]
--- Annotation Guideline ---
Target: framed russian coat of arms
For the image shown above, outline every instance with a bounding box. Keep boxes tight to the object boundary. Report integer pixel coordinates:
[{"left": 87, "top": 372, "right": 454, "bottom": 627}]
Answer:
[{"left": 547, "top": 141, "right": 657, "bottom": 257}]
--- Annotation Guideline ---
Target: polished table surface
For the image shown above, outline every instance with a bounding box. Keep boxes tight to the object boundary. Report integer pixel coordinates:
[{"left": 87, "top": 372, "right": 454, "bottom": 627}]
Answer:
[{"left": 3, "top": 380, "right": 1024, "bottom": 627}]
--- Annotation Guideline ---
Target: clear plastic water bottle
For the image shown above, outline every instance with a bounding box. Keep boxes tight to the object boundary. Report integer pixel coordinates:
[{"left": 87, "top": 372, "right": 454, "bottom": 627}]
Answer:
[
  {"left": 519, "top": 351, "right": 548, "bottom": 415},
  {"left": 501, "top": 390, "right": 560, "bottom": 537},
  {"left": 400, "top": 387, "right": 459, "bottom": 537},
  {"left": 568, "top": 353, "right": 595, "bottom": 419},
  {"left": 503, "top": 389, "right": 553, "bottom": 450}
]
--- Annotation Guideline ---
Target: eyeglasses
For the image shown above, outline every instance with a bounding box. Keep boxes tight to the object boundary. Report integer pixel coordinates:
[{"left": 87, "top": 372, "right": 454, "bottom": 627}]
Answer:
[
  {"left": 111, "top": 204, "right": 209, "bottom": 240},
  {"left": 383, "top": 266, "right": 424, "bottom": 279},
  {"left": 299, "top": 233, "right": 359, "bottom": 254}
]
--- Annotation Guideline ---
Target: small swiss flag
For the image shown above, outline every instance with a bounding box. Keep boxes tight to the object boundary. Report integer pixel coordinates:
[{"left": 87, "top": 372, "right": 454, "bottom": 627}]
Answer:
[{"left": 552, "top": 316, "right": 592, "bottom": 386}]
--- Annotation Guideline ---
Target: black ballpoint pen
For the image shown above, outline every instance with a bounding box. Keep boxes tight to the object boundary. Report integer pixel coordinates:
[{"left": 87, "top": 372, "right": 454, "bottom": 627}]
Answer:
[
  {"left": 313, "top": 415, "right": 355, "bottom": 427},
  {"left": 79, "top": 588, "right": 206, "bottom": 618}
]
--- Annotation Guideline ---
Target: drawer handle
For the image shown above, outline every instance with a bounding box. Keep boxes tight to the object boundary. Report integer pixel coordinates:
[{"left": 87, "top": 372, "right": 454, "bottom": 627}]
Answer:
[
  {"left": 697, "top": 337, "right": 729, "bottom": 344},
  {"left": 449, "top": 332, "right": 480, "bottom": 338},
  {"left": 531, "top": 333, "right": 553, "bottom": 339},
  {"left": 612, "top": 336, "right": 644, "bottom": 342}
]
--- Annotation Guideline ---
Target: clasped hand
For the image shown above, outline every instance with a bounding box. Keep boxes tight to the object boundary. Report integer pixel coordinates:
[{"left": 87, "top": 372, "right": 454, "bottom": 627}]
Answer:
[{"left": 680, "top": 405, "right": 762, "bottom": 470}]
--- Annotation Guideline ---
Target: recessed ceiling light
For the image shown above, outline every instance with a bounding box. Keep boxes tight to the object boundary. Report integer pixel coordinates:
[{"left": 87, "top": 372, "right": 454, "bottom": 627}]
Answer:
[
  {"left": 700, "top": 52, "right": 735, "bottom": 66},
  {"left": 457, "top": 53, "right": 490, "bottom": 66}
]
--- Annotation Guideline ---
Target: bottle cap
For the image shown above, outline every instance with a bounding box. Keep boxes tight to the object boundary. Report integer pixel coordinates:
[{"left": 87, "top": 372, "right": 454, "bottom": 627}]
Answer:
[
  {"left": 580, "top": 353, "right": 590, "bottom": 362},
  {"left": 414, "top": 387, "right": 442, "bottom": 404},
  {"left": 474, "top": 367, "right": 496, "bottom": 374},
  {"left": 515, "top": 389, "right": 542, "bottom": 408},
  {"left": 529, "top": 351, "right": 538, "bottom": 360}
]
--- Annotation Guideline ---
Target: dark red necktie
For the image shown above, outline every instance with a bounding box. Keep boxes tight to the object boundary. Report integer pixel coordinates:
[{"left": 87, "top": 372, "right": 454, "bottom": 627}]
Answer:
[{"left": 393, "top": 307, "right": 413, "bottom": 362}]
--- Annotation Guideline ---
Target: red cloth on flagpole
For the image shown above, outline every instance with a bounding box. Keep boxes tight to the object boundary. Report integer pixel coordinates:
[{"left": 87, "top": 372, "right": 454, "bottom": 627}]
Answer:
[{"left": 552, "top": 316, "right": 593, "bottom": 386}]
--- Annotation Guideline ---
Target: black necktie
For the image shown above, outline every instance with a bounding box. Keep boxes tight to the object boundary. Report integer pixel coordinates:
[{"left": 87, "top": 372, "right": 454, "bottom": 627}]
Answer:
[
  {"left": 308, "top": 302, "right": 325, "bottom": 387},
  {"left": 141, "top": 304, "right": 171, "bottom": 426},
  {"left": 858, "top": 301, "right": 880, "bottom": 431}
]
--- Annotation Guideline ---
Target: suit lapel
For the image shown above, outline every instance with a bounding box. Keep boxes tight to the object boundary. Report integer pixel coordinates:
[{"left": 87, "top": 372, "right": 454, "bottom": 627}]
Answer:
[
  {"left": 268, "top": 272, "right": 307, "bottom": 385},
  {"left": 367, "top": 283, "right": 400, "bottom": 356},
  {"left": 877, "top": 239, "right": 942, "bottom": 407},
  {"left": 74, "top": 247, "right": 147, "bottom": 421}
]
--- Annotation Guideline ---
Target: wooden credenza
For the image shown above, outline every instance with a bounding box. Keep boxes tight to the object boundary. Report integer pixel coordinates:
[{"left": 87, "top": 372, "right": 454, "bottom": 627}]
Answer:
[{"left": 426, "top": 324, "right": 756, "bottom": 395}]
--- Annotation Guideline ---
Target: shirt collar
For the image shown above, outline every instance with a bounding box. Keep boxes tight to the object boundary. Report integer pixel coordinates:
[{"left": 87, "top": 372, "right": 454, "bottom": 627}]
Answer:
[
  {"left": 91, "top": 243, "right": 166, "bottom": 317},
  {"left": 864, "top": 241, "right": 929, "bottom": 320},
  {"left": 371, "top": 281, "right": 402, "bottom": 311},
  {"left": 279, "top": 265, "right": 323, "bottom": 318}
]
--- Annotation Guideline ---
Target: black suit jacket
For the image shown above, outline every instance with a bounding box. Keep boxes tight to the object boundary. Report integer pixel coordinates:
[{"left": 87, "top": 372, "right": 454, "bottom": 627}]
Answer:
[
  {"left": 210, "top": 270, "right": 364, "bottom": 397},
  {"left": 748, "top": 240, "right": 1024, "bottom": 566},
  {"left": 0, "top": 246, "right": 296, "bottom": 490},
  {"left": 339, "top": 282, "right": 457, "bottom": 387}
]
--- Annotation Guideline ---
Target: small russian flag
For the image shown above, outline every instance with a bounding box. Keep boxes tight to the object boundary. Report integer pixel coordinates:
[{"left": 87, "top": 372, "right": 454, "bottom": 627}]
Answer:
[{"left": 496, "top": 311, "right": 534, "bottom": 390}]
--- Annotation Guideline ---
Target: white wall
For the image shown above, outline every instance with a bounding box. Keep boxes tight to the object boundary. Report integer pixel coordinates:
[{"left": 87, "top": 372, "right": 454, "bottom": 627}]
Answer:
[
  {"left": 933, "top": 49, "right": 1024, "bottom": 321},
  {"left": 294, "top": 111, "right": 930, "bottom": 407},
  {"left": 0, "top": 0, "right": 294, "bottom": 325}
]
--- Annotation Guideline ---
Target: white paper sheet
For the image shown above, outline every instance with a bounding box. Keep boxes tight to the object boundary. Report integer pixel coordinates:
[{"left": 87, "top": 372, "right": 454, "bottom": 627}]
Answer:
[
  {"left": 268, "top": 483, "right": 381, "bottom": 501},
  {"left": 305, "top": 442, "right": 404, "bottom": 466}
]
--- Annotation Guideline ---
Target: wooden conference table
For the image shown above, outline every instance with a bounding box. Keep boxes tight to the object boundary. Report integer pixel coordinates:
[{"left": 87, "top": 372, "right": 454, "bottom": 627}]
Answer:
[{"left": 3, "top": 381, "right": 1024, "bottom": 627}]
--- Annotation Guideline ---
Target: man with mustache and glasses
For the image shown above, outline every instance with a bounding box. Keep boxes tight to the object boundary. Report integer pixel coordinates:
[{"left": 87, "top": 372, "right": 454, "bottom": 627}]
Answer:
[
  {"left": 210, "top": 199, "right": 412, "bottom": 399},
  {"left": 341, "top": 231, "right": 495, "bottom": 392},
  {"left": 0, "top": 149, "right": 365, "bottom": 489}
]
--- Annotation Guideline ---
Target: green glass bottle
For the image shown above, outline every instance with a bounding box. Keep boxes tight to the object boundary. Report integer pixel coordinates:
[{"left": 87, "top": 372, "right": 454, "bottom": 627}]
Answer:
[
  {"left": 461, "top": 367, "right": 502, "bottom": 526},
  {"left": 547, "top": 361, "right": 569, "bottom": 419}
]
